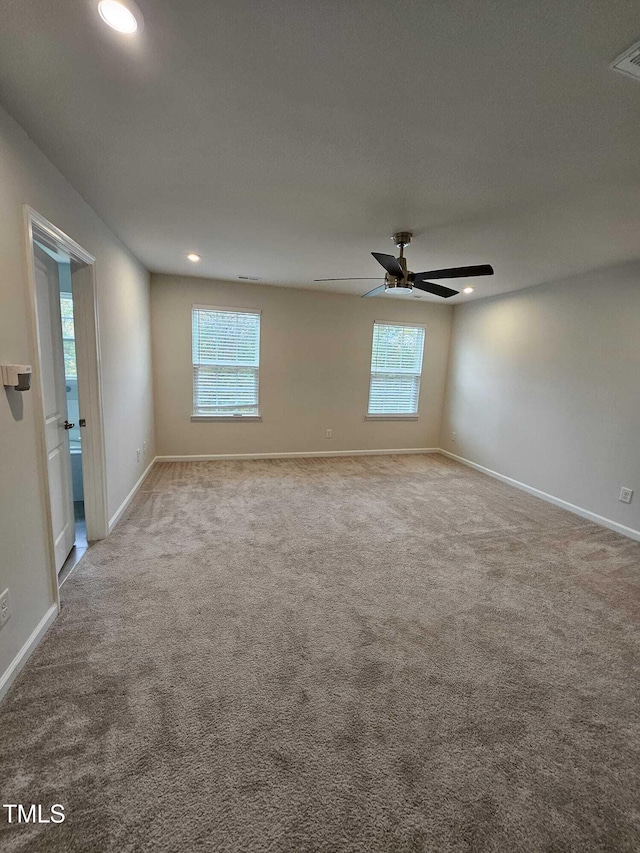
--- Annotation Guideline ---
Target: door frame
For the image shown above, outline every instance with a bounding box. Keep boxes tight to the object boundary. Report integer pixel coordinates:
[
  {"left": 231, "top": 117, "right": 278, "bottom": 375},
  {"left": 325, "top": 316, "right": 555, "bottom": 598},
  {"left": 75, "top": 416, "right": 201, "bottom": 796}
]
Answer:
[{"left": 23, "top": 206, "right": 109, "bottom": 602}]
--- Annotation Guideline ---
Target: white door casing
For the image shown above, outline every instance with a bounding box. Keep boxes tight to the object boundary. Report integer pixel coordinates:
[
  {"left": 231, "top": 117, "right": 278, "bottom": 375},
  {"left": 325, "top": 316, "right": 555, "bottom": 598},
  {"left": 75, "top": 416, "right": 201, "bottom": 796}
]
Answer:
[
  {"left": 71, "top": 264, "right": 108, "bottom": 542},
  {"left": 25, "top": 207, "right": 108, "bottom": 605},
  {"left": 34, "top": 252, "right": 75, "bottom": 571}
]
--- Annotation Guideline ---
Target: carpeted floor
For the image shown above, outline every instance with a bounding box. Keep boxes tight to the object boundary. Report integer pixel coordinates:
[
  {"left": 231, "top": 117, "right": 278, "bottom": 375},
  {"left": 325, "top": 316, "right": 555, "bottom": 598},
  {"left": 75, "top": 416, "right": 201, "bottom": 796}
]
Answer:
[{"left": 1, "top": 454, "right": 639, "bottom": 852}]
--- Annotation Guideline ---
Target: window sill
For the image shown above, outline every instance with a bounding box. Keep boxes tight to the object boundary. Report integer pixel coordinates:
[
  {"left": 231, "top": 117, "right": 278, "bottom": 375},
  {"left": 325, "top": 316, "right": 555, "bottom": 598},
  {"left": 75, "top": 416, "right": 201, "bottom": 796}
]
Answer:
[
  {"left": 191, "top": 415, "right": 262, "bottom": 423},
  {"left": 365, "top": 414, "right": 419, "bottom": 421}
]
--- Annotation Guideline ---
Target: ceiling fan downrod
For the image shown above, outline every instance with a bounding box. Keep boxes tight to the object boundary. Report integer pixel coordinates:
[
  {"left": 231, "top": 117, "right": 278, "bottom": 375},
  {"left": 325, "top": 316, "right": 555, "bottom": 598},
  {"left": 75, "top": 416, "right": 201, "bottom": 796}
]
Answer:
[{"left": 388, "top": 232, "right": 412, "bottom": 288}]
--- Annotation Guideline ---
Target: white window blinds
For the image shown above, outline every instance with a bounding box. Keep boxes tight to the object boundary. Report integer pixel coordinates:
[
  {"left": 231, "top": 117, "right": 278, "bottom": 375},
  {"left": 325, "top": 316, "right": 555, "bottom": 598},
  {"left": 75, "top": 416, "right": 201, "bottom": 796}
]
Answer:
[
  {"left": 192, "top": 306, "right": 261, "bottom": 416},
  {"left": 368, "top": 322, "right": 426, "bottom": 415}
]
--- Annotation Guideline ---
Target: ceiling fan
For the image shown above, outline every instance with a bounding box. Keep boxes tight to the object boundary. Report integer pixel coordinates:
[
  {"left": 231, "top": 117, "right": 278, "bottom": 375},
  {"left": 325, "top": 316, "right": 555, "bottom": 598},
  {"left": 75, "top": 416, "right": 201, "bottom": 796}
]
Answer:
[{"left": 314, "top": 232, "right": 494, "bottom": 298}]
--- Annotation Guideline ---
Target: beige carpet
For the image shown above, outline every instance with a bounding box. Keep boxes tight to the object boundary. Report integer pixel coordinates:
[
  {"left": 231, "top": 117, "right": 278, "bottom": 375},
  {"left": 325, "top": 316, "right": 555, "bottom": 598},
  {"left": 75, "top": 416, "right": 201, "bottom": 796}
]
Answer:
[{"left": 1, "top": 454, "right": 639, "bottom": 852}]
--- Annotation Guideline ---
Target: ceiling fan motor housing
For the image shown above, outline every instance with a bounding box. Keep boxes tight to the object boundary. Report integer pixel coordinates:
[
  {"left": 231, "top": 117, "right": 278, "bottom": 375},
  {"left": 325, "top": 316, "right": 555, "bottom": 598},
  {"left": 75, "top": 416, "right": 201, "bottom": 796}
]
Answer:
[
  {"left": 385, "top": 269, "right": 413, "bottom": 293},
  {"left": 384, "top": 232, "right": 414, "bottom": 290}
]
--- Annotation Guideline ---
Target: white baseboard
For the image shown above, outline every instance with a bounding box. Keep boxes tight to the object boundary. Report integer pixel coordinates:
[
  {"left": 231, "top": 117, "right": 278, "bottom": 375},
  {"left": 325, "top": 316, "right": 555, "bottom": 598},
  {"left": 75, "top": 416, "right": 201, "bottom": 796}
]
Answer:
[
  {"left": 108, "top": 456, "right": 157, "bottom": 533},
  {"left": 156, "top": 448, "right": 439, "bottom": 462},
  {"left": 439, "top": 450, "right": 640, "bottom": 542},
  {"left": 0, "top": 603, "right": 58, "bottom": 704}
]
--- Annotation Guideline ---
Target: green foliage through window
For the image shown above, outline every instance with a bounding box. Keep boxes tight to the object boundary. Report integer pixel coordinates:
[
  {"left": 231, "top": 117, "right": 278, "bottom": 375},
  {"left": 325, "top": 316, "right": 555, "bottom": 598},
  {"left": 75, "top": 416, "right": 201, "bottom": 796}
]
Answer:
[
  {"left": 368, "top": 322, "right": 425, "bottom": 415},
  {"left": 60, "top": 293, "right": 77, "bottom": 379},
  {"left": 192, "top": 307, "right": 261, "bottom": 415}
]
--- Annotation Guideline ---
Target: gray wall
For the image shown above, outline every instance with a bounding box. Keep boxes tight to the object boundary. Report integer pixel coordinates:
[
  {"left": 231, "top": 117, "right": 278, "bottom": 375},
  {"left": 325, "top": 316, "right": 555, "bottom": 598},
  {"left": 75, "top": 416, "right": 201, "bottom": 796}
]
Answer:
[
  {"left": 440, "top": 263, "right": 640, "bottom": 534},
  {"left": 151, "top": 274, "right": 452, "bottom": 456},
  {"left": 0, "top": 103, "right": 155, "bottom": 685}
]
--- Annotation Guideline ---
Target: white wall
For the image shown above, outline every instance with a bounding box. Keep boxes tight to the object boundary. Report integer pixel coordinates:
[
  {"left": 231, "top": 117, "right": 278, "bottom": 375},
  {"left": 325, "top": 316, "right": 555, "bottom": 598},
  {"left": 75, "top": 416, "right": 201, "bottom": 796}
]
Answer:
[
  {"left": 151, "top": 274, "right": 452, "bottom": 457},
  {"left": 440, "top": 263, "right": 640, "bottom": 535},
  {"left": 0, "top": 104, "right": 154, "bottom": 689}
]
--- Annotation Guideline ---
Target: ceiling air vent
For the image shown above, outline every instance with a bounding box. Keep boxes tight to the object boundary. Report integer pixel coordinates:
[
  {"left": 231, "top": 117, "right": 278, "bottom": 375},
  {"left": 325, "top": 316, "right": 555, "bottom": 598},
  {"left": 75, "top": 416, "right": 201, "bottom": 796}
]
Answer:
[
  {"left": 238, "top": 275, "right": 261, "bottom": 281},
  {"left": 610, "top": 39, "right": 640, "bottom": 81}
]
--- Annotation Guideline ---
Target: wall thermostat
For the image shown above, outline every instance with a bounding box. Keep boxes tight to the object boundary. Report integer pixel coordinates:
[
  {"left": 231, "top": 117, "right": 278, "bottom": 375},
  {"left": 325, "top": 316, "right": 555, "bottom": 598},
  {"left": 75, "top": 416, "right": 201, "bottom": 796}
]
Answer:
[{"left": 2, "top": 364, "right": 32, "bottom": 391}]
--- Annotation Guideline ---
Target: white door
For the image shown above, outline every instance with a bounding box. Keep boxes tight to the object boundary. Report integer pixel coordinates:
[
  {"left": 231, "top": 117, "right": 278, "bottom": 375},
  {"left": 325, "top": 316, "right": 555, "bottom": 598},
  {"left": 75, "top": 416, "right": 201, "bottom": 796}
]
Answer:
[{"left": 34, "top": 251, "right": 76, "bottom": 571}]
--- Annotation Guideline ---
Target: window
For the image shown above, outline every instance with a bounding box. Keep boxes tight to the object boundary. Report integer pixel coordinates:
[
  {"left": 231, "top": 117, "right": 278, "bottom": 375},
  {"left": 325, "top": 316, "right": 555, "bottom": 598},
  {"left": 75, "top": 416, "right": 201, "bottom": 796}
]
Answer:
[
  {"left": 192, "top": 306, "right": 261, "bottom": 417},
  {"left": 367, "top": 322, "right": 425, "bottom": 416},
  {"left": 60, "top": 293, "right": 77, "bottom": 379}
]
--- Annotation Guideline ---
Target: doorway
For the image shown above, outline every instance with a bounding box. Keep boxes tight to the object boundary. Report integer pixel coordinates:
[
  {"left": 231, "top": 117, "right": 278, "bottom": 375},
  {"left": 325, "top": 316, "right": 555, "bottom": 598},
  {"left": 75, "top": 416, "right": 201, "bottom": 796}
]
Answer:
[{"left": 25, "top": 209, "right": 108, "bottom": 598}]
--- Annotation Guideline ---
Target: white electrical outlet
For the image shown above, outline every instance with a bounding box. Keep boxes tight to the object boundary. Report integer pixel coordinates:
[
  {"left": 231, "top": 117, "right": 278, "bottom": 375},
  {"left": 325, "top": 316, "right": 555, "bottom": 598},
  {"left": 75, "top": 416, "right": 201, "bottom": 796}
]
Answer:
[
  {"left": 619, "top": 487, "right": 634, "bottom": 504},
  {"left": 0, "top": 588, "right": 11, "bottom": 630},
  {"left": 143, "top": 441, "right": 147, "bottom": 456},
  {"left": 136, "top": 448, "right": 141, "bottom": 464},
  {"left": 326, "top": 429, "right": 332, "bottom": 439},
  {"left": 451, "top": 431, "right": 457, "bottom": 442}
]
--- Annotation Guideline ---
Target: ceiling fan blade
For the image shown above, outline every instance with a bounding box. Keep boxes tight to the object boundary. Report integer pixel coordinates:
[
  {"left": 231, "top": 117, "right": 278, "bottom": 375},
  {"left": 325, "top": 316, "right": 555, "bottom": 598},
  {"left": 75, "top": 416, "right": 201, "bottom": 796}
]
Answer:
[
  {"left": 313, "top": 277, "right": 384, "bottom": 282},
  {"left": 414, "top": 264, "right": 494, "bottom": 280},
  {"left": 361, "top": 284, "right": 387, "bottom": 298},
  {"left": 412, "top": 281, "right": 459, "bottom": 299},
  {"left": 371, "top": 252, "right": 403, "bottom": 278}
]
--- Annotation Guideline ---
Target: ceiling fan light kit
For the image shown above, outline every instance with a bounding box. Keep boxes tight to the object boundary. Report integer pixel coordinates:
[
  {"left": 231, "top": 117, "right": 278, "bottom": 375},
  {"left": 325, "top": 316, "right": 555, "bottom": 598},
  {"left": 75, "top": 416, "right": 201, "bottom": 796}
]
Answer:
[{"left": 315, "top": 232, "right": 494, "bottom": 301}]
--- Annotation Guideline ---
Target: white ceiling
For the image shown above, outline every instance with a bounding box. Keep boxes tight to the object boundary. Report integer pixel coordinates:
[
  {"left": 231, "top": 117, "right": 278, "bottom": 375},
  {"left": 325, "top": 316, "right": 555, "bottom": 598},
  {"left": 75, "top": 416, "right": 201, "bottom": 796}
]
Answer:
[{"left": 0, "top": 0, "right": 639, "bottom": 302}]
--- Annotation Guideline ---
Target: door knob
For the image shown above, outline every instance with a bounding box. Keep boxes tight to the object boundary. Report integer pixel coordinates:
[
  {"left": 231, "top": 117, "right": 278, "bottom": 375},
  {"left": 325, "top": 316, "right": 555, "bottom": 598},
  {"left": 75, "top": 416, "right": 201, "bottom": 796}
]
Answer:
[{"left": 64, "top": 420, "right": 75, "bottom": 430}]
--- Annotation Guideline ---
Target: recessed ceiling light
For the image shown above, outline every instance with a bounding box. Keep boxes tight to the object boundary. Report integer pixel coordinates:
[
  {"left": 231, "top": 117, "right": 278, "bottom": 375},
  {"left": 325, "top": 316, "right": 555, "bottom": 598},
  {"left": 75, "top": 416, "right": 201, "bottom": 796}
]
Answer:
[
  {"left": 98, "top": 0, "right": 140, "bottom": 34},
  {"left": 187, "top": 253, "right": 201, "bottom": 263},
  {"left": 463, "top": 286, "right": 474, "bottom": 294}
]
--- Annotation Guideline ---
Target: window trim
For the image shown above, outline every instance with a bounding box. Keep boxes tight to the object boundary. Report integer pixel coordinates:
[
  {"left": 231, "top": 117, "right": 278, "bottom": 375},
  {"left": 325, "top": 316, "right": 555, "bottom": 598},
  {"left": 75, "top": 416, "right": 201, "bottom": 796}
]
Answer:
[
  {"left": 191, "top": 304, "right": 262, "bottom": 419},
  {"left": 366, "top": 320, "right": 426, "bottom": 418},
  {"left": 364, "top": 414, "right": 419, "bottom": 421},
  {"left": 190, "top": 415, "right": 263, "bottom": 423}
]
